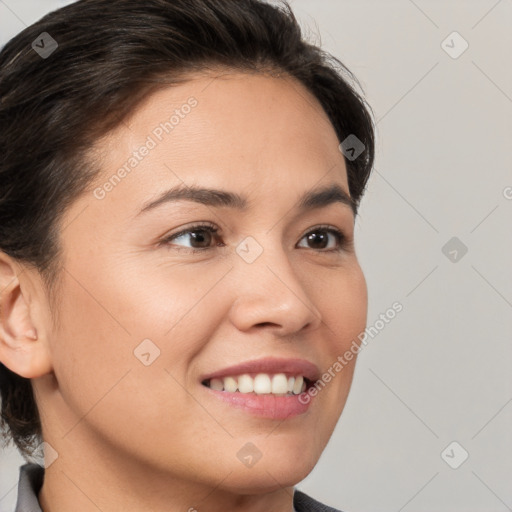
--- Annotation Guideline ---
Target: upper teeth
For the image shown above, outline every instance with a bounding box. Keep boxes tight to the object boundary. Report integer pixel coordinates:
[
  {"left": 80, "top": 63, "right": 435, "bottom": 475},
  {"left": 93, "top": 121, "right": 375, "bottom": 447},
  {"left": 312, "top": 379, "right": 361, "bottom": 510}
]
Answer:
[{"left": 207, "top": 373, "right": 306, "bottom": 395}]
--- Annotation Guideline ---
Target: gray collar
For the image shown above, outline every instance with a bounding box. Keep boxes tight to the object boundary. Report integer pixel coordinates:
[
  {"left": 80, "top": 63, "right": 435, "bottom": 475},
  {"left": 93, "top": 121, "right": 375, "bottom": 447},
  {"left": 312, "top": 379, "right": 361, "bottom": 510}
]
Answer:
[{"left": 14, "top": 464, "right": 43, "bottom": 512}]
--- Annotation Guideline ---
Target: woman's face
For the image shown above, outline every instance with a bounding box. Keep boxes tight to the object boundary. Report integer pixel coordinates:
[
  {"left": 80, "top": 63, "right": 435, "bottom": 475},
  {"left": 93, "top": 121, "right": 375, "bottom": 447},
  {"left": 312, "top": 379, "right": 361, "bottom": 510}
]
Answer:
[{"left": 34, "top": 70, "right": 367, "bottom": 492}]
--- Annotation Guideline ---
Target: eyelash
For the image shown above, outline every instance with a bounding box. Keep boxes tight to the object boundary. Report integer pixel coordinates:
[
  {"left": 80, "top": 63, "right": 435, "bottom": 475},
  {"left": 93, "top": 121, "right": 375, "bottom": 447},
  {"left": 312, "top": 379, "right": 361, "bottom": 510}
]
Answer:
[{"left": 159, "top": 222, "right": 348, "bottom": 254}]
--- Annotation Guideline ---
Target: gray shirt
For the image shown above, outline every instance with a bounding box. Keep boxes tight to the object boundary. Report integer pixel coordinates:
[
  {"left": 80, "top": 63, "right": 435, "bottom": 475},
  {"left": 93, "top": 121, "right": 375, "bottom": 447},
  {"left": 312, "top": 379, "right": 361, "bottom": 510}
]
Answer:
[{"left": 14, "top": 463, "right": 343, "bottom": 512}]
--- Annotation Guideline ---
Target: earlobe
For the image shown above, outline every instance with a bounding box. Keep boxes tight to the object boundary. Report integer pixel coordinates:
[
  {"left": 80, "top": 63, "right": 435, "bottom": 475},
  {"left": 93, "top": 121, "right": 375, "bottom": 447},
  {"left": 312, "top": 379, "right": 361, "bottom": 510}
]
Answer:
[{"left": 0, "top": 255, "right": 53, "bottom": 378}]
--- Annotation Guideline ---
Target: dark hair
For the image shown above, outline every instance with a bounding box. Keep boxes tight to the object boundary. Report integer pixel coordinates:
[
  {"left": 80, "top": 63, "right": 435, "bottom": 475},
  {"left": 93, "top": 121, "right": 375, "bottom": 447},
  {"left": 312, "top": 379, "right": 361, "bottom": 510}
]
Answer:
[{"left": 0, "top": 0, "right": 375, "bottom": 459}]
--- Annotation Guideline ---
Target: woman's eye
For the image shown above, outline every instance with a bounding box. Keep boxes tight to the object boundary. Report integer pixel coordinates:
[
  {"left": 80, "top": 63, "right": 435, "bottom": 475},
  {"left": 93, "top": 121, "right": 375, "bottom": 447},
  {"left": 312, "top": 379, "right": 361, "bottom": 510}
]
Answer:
[
  {"left": 161, "top": 224, "right": 221, "bottom": 252},
  {"left": 297, "top": 227, "right": 346, "bottom": 252},
  {"left": 160, "top": 224, "right": 346, "bottom": 253}
]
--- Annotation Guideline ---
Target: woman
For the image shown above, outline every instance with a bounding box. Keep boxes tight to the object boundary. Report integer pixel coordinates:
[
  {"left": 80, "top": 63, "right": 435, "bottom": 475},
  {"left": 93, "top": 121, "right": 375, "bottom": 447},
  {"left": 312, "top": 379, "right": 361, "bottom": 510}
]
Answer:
[{"left": 0, "top": 0, "right": 375, "bottom": 510}]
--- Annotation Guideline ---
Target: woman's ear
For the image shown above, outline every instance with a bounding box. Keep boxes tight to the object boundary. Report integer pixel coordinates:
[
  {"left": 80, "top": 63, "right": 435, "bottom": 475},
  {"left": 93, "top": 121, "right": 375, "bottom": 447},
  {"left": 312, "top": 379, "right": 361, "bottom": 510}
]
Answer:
[{"left": 0, "top": 252, "right": 53, "bottom": 378}]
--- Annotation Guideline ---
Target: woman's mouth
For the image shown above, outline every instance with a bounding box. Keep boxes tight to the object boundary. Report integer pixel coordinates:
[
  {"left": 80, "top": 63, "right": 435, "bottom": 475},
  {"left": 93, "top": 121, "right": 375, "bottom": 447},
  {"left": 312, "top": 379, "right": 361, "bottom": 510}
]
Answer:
[{"left": 200, "top": 358, "right": 320, "bottom": 419}]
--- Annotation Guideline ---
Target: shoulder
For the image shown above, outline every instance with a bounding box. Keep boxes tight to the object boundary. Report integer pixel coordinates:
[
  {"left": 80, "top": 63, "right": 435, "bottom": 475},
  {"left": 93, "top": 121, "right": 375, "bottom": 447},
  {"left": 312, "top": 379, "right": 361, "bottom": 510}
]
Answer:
[
  {"left": 293, "top": 489, "right": 345, "bottom": 512},
  {"left": 13, "top": 463, "right": 44, "bottom": 512}
]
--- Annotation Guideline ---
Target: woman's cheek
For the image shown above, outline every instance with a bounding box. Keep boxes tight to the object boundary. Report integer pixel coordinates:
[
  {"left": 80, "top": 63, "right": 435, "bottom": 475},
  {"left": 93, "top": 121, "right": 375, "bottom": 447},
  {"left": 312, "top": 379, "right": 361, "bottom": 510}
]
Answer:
[{"left": 323, "top": 263, "right": 368, "bottom": 341}]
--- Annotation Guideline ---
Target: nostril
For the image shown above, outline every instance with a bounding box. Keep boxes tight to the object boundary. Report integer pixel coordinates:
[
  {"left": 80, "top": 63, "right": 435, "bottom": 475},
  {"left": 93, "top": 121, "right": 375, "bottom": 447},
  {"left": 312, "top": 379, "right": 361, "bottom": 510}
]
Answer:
[{"left": 255, "top": 322, "right": 276, "bottom": 328}]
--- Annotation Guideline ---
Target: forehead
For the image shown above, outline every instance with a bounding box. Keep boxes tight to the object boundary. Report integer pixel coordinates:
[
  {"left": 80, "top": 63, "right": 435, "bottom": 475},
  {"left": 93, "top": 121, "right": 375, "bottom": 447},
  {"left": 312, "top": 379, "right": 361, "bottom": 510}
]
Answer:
[{"left": 87, "top": 70, "right": 349, "bottom": 215}]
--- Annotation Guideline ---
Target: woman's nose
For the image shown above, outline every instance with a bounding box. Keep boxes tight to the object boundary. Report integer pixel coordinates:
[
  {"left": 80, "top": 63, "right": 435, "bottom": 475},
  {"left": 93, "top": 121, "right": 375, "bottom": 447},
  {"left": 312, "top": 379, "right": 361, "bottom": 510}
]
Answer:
[{"left": 227, "top": 243, "right": 323, "bottom": 337}]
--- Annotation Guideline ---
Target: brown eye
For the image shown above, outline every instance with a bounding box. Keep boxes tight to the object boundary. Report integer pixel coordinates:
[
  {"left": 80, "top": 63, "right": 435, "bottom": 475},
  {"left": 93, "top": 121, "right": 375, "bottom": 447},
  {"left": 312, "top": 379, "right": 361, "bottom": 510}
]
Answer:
[
  {"left": 161, "top": 223, "right": 220, "bottom": 251},
  {"left": 297, "top": 227, "right": 345, "bottom": 252},
  {"left": 182, "top": 229, "right": 214, "bottom": 248}
]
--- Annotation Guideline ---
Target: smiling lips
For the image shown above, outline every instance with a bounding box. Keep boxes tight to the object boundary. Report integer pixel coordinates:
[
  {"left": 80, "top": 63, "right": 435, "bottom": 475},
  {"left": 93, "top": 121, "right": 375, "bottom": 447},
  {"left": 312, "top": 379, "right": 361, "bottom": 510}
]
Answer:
[{"left": 201, "top": 357, "right": 320, "bottom": 419}]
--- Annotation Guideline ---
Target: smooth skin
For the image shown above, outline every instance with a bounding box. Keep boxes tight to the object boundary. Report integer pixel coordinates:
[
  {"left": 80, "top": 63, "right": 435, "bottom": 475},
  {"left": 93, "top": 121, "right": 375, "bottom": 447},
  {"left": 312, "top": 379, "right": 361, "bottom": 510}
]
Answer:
[{"left": 0, "top": 70, "right": 367, "bottom": 512}]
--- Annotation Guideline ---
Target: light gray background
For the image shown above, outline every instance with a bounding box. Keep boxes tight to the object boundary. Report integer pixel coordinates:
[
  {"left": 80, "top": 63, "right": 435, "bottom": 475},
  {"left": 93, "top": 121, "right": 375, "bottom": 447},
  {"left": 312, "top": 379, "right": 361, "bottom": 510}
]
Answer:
[{"left": 1, "top": 1, "right": 511, "bottom": 511}]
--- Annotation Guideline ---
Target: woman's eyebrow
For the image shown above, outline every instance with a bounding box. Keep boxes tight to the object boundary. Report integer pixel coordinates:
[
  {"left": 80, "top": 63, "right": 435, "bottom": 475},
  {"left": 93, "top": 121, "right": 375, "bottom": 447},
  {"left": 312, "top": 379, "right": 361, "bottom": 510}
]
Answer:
[
  {"left": 137, "top": 183, "right": 356, "bottom": 216},
  {"left": 297, "top": 184, "right": 356, "bottom": 215}
]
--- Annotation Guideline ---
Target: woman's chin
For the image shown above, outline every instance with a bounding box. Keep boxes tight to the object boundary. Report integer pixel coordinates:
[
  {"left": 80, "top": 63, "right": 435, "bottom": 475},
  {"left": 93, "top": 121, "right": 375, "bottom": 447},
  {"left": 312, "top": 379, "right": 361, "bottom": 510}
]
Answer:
[
  {"left": 222, "top": 443, "right": 320, "bottom": 493},
  {"left": 220, "top": 460, "right": 315, "bottom": 494}
]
